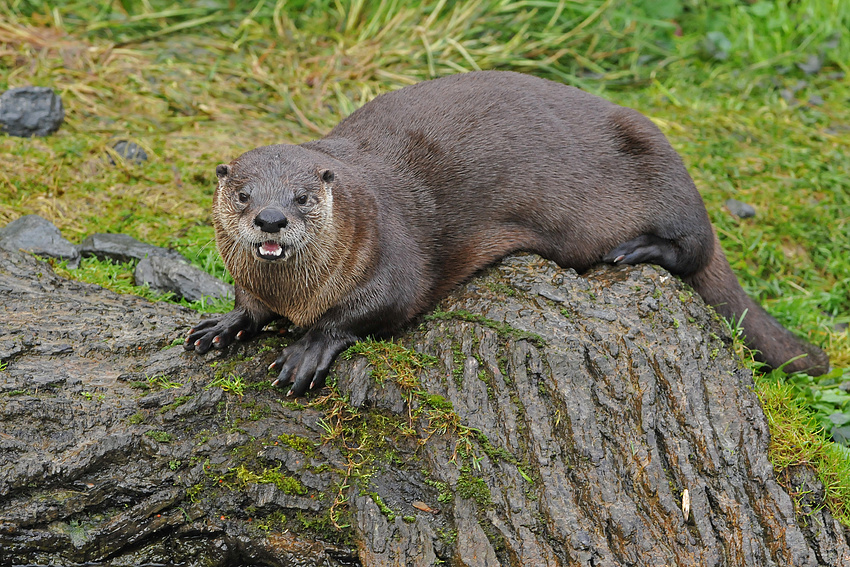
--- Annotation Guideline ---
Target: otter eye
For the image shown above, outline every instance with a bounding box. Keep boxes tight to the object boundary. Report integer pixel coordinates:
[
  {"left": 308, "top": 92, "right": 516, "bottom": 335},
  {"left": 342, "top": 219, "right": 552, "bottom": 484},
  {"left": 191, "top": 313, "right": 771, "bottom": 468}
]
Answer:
[
  {"left": 296, "top": 194, "right": 308, "bottom": 205},
  {"left": 237, "top": 192, "right": 249, "bottom": 204}
]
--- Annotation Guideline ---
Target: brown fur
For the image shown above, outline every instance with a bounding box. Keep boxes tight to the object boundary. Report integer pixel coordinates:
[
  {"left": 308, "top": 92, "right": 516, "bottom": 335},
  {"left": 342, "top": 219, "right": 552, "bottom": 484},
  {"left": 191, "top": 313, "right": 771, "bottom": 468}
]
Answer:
[{"left": 185, "top": 71, "right": 829, "bottom": 396}]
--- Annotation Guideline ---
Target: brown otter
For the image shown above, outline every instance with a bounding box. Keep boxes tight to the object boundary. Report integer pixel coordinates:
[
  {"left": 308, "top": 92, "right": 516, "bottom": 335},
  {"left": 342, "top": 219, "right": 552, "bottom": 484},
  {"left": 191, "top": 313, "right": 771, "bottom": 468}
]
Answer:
[{"left": 185, "top": 70, "right": 829, "bottom": 396}]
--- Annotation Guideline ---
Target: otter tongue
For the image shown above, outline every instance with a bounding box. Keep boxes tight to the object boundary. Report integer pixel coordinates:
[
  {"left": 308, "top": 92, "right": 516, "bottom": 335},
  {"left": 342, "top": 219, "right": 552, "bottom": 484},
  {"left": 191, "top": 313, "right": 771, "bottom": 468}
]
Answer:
[{"left": 259, "top": 241, "right": 283, "bottom": 257}]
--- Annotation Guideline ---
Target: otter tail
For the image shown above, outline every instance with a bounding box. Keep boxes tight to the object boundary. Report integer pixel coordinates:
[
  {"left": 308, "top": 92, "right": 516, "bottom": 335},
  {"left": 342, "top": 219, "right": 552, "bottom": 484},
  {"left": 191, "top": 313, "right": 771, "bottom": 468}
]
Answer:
[{"left": 684, "top": 233, "right": 829, "bottom": 375}]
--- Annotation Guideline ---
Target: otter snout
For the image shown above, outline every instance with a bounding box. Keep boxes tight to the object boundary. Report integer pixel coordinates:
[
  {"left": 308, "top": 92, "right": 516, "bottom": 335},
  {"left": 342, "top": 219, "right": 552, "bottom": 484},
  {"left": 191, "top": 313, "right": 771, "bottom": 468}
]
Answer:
[{"left": 254, "top": 208, "right": 289, "bottom": 233}]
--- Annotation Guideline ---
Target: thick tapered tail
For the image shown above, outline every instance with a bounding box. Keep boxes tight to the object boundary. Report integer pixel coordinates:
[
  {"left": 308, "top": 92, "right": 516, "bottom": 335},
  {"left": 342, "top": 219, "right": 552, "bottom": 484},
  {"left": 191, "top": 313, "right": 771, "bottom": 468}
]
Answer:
[{"left": 684, "top": 234, "right": 829, "bottom": 375}]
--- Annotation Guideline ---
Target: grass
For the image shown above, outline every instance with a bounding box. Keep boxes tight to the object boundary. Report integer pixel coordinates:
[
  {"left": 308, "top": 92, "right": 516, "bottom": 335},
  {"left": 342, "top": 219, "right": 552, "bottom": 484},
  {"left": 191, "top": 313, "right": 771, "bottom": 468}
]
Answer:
[
  {"left": 757, "top": 370, "right": 850, "bottom": 526},
  {"left": 1, "top": 0, "right": 848, "bottom": 525}
]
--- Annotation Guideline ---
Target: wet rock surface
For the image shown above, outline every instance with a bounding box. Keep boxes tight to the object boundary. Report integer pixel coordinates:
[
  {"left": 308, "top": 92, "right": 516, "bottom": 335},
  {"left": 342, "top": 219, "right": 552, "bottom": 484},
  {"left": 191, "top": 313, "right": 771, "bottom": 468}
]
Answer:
[
  {"left": 0, "top": 214, "right": 80, "bottom": 267},
  {"left": 1, "top": 248, "right": 847, "bottom": 566},
  {"left": 76, "top": 231, "right": 232, "bottom": 302},
  {"left": 0, "top": 86, "right": 65, "bottom": 137},
  {"left": 78, "top": 232, "right": 185, "bottom": 264},
  {"left": 134, "top": 255, "right": 234, "bottom": 302}
]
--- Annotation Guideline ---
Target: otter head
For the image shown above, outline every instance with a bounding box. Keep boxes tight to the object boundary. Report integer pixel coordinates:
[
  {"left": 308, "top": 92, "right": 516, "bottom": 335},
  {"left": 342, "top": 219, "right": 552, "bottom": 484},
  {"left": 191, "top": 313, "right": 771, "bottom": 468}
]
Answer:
[{"left": 213, "top": 151, "right": 335, "bottom": 264}]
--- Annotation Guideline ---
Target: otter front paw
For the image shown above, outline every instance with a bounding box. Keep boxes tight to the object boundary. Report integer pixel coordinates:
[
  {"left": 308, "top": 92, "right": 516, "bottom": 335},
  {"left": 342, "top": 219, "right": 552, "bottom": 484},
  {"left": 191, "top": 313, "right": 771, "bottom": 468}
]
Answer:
[
  {"left": 269, "top": 329, "right": 354, "bottom": 397},
  {"left": 184, "top": 308, "right": 259, "bottom": 354}
]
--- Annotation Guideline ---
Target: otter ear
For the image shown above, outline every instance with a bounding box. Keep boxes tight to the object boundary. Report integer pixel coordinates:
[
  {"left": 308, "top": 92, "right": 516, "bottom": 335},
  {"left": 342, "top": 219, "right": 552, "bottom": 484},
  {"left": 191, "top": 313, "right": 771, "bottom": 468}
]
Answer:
[
  {"left": 216, "top": 164, "right": 231, "bottom": 179},
  {"left": 319, "top": 169, "right": 335, "bottom": 184}
]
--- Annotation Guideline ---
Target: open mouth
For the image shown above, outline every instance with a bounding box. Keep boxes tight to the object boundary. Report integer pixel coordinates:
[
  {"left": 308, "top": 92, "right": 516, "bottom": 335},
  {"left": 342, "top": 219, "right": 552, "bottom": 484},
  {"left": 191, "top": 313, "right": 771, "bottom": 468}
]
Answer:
[{"left": 256, "top": 240, "right": 285, "bottom": 261}]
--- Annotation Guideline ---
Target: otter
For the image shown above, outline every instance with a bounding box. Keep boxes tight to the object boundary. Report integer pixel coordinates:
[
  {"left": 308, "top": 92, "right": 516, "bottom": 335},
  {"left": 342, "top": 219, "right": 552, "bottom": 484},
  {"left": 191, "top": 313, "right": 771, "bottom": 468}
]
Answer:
[{"left": 185, "top": 70, "right": 829, "bottom": 396}]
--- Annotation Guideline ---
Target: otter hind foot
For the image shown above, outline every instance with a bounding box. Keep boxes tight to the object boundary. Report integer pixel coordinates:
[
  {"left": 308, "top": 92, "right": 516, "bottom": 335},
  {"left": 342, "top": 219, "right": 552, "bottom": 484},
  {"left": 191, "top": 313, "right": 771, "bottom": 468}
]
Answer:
[
  {"left": 184, "top": 308, "right": 259, "bottom": 354},
  {"left": 269, "top": 329, "right": 354, "bottom": 397},
  {"left": 604, "top": 234, "right": 682, "bottom": 273}
]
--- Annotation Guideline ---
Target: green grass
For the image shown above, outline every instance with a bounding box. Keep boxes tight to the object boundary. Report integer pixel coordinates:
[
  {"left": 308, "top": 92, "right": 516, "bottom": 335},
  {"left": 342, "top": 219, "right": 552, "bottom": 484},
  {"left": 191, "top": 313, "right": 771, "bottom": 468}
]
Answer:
[
  {"left": 757, "top": 370, "right": 850, "bottom": 526},
  {"left": 1, "top": 0, "right": 848, "bottom": 525}
]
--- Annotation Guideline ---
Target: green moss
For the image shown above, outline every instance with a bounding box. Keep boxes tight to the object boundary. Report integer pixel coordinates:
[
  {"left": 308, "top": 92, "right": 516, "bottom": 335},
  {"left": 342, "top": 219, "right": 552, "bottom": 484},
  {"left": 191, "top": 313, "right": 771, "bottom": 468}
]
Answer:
[
  {"left": 366, "top": 491, "right": 397, "bottom": 522},
  {"left": 296, "top": 510, "right": 354, "bottom": 546},
  {"left": 423, "top": 477, "right": 454, "bottom": 504},
  {"left": 451, "top": 342, "right": 465, "bottom": 387},
  {"left": 485, "top": 281, "right": 517, "bottom": 297},
  {"left": 160, "top": 394, "right": 194, "bottom": 413},
  {"left": 144, "top": 430, "right": 173, "bottom": 443},
  {"left": 277, "top": 433, "right": 318, "bottom": 457},
  {"left": 437, "top": 527, "right": 458, "bottom": 547},
  {"left": 425, "top": 394, "right": 454, "bottom": 412},
  {"left": 239, "top": 400, "right": 272, "bottom": 421},
  {"left": 127, "top": 412, "right": 145, "bottom": 425},
  {"left": 457, "top": 467, "right": 492, "bottom": 508}
]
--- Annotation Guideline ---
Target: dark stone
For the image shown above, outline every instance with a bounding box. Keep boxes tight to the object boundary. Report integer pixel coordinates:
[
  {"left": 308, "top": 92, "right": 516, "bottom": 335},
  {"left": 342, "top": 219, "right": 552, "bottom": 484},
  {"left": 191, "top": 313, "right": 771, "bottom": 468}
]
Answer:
[
  {"left": 78, "top": 232, "right": 184, "bottom": 264},
  {"left": 134, "top": 255, "right": 233, "bottom": 302},
  {"left": 0, "top": 214, "right": 80, "bottom": 267},
  {"left": 109, "top": 140, "right": 148, "bottom": 165},
  {"left": 0, "top": 86, "right": 65, "bottom": 137},
  {"left": 725, "top": 198, "right": 757, "bottom": 219}
]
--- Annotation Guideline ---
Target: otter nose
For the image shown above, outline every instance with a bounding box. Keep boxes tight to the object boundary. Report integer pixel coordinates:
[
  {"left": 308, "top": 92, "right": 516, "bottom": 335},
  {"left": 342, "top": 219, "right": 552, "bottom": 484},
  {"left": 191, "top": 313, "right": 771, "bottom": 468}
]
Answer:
[{"left": 254, "top": 208, "right": 288, "bottom": 233}]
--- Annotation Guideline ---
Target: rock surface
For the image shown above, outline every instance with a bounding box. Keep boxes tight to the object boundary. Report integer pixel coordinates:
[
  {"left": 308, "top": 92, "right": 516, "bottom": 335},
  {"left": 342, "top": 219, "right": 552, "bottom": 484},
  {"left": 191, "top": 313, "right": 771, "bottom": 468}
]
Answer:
[
  {"left": 0, "top": 214, "right": 80, "bottom": 267},
  {"left": 0, "top": 86, "right": 65, "bottom": 137},
  {"left": 134, "top": 255, "right": 234, "bottom": 302},
  {"left": 0, "top": 248, "right": 847, "bottom": 566},
  {"left": 725, "top": 198, "right": 757, "bottom": 219},
  {"left": 108, "top": 140, "right": 148, "bottom": 165},
  {"left": 78, "top": 232, "right": 185, "bottom": 264}
]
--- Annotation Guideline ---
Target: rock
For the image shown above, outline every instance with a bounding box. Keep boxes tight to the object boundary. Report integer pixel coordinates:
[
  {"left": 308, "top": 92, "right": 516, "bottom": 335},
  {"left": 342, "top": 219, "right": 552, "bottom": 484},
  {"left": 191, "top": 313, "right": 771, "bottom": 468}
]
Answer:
[
  {"left": 725, "top": 198, "right": 756, "bottom": 219},
  {"left": 108, "top": 140, "right": 148, "bottom": 165},
  {"left": 78, "top": 232, "right": 184, "bottom": 264},
  {"left": 0, "top": 214, "right": 80, "bottom": 267},
  {"left": 134, "top": 255, "right": 233, "bottom": 302},
  {"left": 0, "top": 247, "right": 847, "bottom": 566},
  {"left": 0, "top": 86, "right": 65, "bottom": 137},
  {"left": 797, "top": 54, "right": 823, "bottom": 75}
]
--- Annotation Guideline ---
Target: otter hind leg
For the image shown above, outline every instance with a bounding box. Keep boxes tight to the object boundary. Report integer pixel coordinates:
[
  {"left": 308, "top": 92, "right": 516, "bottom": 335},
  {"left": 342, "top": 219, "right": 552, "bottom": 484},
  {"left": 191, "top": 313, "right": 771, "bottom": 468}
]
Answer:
[{"left": 603, "top": 234, "right": 693, "bottom": 276}]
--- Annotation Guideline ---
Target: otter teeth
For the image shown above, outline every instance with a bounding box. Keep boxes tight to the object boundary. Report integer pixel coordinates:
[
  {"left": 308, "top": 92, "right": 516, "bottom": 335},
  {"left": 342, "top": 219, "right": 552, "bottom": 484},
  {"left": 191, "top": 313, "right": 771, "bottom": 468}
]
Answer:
[{"left": 258, "top": 241, "right": 283, "bottom": 259}]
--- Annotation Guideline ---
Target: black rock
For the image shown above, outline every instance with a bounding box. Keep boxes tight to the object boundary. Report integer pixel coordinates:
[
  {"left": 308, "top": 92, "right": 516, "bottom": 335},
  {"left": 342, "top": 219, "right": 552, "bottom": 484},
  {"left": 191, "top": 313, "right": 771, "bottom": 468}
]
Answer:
[
  {"left": 134, "top": 255, "right": 233, "bottom": 303},
  {"left": 109, "top": 140, "right": 148, "bottom": 165},
  {"left": 0, "top": 214, "right": 80, "bottom": 267},
  {"left": 0, "top": 86, "right": 65, "bottom": 137},
  {"left": 78, "top": 233, "right": 185, "bottom": 264},
  {"left": 725, "top": 198, "right": 756, "bottom": 219}
]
